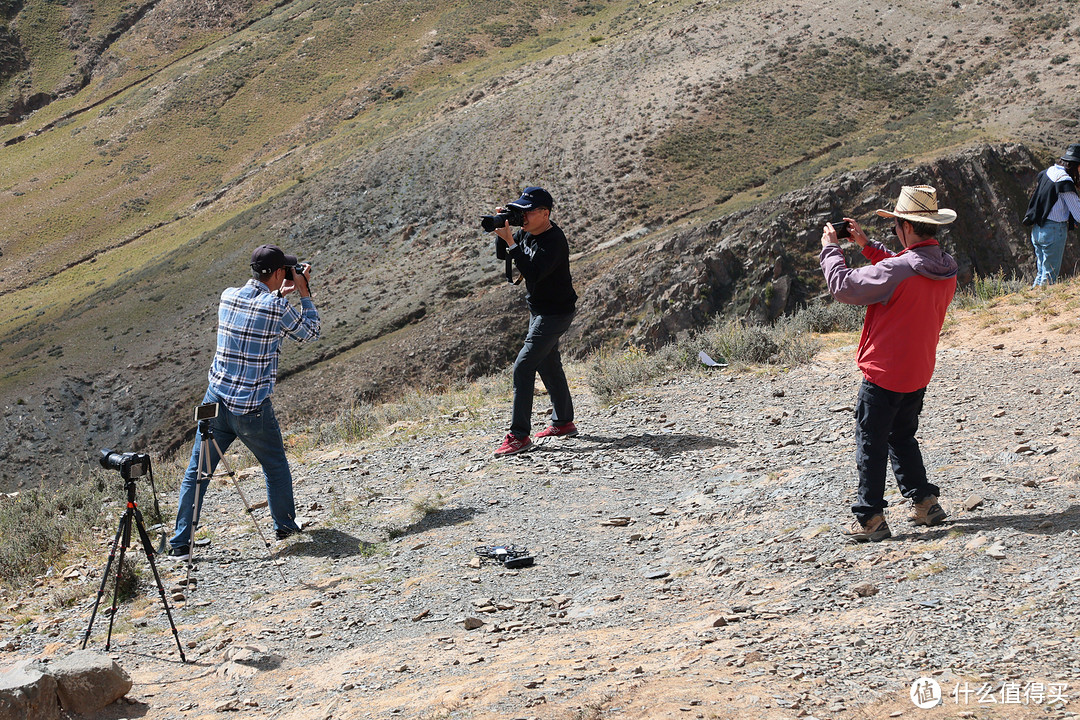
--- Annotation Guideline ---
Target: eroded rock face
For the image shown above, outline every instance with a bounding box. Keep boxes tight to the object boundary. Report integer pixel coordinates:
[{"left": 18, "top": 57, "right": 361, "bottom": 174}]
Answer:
[{"left": 573, "top": 143, "right": 1044, "bottom": 348}]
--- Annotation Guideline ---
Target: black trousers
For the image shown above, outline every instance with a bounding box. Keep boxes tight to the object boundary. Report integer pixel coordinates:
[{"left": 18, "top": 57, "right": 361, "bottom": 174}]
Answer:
[{"left": 852, "top": 379, "right": 941, "bottom": 523}]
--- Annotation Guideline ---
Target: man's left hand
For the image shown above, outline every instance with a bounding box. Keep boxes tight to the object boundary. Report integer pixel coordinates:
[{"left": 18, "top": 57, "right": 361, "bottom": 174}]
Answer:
[
  {"left": 821, "top": 224, "right": 840, "bottom": 249},
  {"left": 493, "top": 207, "right": 516, "bottom": 248}
]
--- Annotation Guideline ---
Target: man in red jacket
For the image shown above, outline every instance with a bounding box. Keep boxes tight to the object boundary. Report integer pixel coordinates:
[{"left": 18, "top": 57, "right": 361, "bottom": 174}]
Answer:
[{"left": 820, "top": 186, "right": 959, "bottom": 541}]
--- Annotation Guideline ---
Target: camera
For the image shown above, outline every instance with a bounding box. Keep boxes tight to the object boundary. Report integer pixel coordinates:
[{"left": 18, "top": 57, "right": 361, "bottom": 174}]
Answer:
[
  {"left": 480, "top": 207, "right": 524, "bottom": 233},
  {"left": 831, "top": 219, "right": 851, "bottom": 239},
  {"left": 99, "top": 449, "right": 152, "bottom": 481},
  {"left": 284, "top": 262, "right": 309, "bottom": 281}
]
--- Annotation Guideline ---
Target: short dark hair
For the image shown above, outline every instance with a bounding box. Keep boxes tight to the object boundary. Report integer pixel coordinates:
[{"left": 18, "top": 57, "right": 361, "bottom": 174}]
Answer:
[{"left": 902, "top": 218, "right": 939, "bottom": 240}]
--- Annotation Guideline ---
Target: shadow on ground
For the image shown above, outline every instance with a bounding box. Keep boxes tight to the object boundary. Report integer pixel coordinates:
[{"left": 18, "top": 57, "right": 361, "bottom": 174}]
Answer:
[
  {"left": 545, "top": 432, "right": 735, "bottom": 457},
  {"left": 279, "top": 528, "right": 380, "bottom": 558},
  {"left": 890, "top": 504, "right": 1080, "bottom": 541},
  {"left": 388, "top": 506, "right": 478, "bottom": 539}
]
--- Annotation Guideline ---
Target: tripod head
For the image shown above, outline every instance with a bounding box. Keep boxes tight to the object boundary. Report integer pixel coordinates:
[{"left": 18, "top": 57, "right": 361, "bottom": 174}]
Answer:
[{"left": 195, "top": 402, "right": 220, "bottom": 440}]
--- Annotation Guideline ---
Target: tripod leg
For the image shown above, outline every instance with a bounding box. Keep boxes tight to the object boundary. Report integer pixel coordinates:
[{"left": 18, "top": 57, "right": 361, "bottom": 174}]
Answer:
[
  {"left": 210, "top": 437, "right": 287, "bottom": 583},
  {"left": 104, "top": 509, "right": 133, "bottom": 651},
  {"left": 185, "top": 436, "right": 214, "bottom": 580},
  {"left": 131, "top": 505, "right": 186, "bottom": 662},
  {"left": 81, "top": 508, "right": 126, "bottom": 650}
]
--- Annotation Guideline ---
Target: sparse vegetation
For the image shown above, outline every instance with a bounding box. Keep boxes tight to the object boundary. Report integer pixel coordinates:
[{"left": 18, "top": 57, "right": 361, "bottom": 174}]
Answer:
[
  {"left": 588, "top": 301, "right": 860, "bottom": 403},
  {"left": 950, "top": 271, "right": 1027, "bottom": 309},
  {"left": 0, "top": 474, "right": 110, "bottom": 586},
  {"left": 305, "top": 378, "right": 508, "bottom": 449}
]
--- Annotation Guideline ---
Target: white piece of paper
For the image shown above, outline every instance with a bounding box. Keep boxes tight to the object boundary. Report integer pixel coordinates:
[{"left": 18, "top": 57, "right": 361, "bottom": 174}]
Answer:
[{"left": 698, "top": 351, "right": 727, "bottom": 367}]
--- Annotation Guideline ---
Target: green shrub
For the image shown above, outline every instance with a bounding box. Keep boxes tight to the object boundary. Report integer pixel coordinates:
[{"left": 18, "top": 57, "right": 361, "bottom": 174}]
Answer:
[
  {"left": 784, "top": 300, "right": 864, "bottom": 333},
  {"left": 952, "top": 271, "right": 1026, "bottom": 309},
  {"left": 588, "top": 309, "right": 845, "bottom": 403}
]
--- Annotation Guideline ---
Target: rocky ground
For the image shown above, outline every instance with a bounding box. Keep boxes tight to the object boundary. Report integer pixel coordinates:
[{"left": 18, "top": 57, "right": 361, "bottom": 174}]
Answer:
[{"left": 3, "top": 289, "right": 1080, "bottom": 720}]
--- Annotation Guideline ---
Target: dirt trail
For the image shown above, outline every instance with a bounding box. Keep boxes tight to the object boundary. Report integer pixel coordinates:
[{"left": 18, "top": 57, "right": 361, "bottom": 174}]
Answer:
[{"left": 6, "top": 288, "right": 1080, "bottom": 720}]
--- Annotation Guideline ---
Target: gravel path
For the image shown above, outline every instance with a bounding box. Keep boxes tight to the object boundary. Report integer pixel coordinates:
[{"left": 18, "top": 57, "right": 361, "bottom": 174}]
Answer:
[{"left": 4, "top": 308, "right": 1080, "bottom": 720}]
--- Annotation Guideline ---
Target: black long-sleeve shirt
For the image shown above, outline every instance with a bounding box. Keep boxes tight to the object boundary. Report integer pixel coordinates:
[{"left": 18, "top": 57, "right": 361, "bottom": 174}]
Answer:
[{"left": 509, "top": 222, "right": 577, "bottom": 315}]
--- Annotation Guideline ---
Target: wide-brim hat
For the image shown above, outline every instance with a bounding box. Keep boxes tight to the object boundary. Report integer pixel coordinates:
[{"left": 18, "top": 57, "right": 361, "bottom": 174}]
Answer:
[
  {"left": 875, "top": 185, "right": 956, "bottom": 225},
  {"left": 1061, "top": 143, "right": 1080, "bottom": 164}
]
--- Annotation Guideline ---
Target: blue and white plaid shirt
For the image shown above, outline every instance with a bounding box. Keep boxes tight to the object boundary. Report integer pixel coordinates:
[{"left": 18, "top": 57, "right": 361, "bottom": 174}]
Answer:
[{"left": 207, "top": 279, "right": 321, "bottom": 414}]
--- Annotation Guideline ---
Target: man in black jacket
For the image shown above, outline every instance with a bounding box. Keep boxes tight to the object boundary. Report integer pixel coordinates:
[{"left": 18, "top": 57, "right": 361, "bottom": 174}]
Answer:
[
  {"left": 1024, "top": 143, "right": 1080, "bottom": 286},
  {"left": 492, "top": 187, "right": 579, "bottom": 456}
]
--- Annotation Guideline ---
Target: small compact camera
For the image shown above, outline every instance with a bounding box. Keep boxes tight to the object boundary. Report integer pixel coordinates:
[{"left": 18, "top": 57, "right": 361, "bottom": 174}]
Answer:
[{"left": 831, "top": 219, "right": 851, "bottom": 239}]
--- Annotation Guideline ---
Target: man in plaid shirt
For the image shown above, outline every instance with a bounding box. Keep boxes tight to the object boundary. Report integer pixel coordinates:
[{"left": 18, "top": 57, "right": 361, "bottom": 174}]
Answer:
[{"left": 168, "top": 245, "right": 321, "bottom": 559}]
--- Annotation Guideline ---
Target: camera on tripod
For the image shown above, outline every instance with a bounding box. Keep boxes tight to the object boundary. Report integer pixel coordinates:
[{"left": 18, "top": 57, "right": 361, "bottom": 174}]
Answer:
[
  {"left": 99, "top": 449, "right": 151, "bottom": 481},
  {"left": 480, "top": 207, "right": 524, "bottom": 233}
]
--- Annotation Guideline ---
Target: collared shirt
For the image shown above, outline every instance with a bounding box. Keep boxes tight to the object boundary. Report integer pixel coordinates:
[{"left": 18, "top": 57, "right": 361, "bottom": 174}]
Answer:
[
  {"left": 207, "top": 279, "right": 321, "bottom": 414},
  {"left": 1046, "top": 164, "right": 1080, "bottom": 223}
]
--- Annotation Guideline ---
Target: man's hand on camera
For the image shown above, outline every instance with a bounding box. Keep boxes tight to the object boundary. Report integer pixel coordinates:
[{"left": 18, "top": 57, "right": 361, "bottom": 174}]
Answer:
[
  {"left": 281, "top": 265, "right": 312, "bottom": 298},
  {"left": 494, "top": 207, "right": 516, "bottom": 248},
  {"left": 847, "top": 219, "right": 869, "bottom": 249},
  {"left": 821, "top": 224, "right": 840, "bottom": 249}
]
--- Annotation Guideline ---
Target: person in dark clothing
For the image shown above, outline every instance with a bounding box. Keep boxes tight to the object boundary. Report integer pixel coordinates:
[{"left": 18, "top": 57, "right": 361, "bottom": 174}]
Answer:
[
  {"left": 1023, "top": 143, "right": 1080, "bottom": 286},
  {"left": 491, "top": 187, "right": 579, "bottom": 456}
]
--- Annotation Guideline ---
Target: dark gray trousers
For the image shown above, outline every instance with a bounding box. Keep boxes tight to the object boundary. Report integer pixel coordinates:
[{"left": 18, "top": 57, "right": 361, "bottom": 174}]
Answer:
[{"left": 510, "top": 312, "right": 575, "bottom": 438}]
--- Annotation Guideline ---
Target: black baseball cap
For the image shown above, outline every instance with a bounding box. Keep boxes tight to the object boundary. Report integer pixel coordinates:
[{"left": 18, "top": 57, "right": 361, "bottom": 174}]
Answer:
[
  {"left": 507, "top": 186, "right": 553, "bottom": 211},
  {"left": 250, "top": 244, "right": 297, "bottom": 275}
]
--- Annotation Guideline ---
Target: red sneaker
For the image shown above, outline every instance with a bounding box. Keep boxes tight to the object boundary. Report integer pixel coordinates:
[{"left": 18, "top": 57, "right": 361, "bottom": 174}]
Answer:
[
  {"left": 535, "top": 421, "right": 579, "bottom": 438},
  {"left": 494, "top": 433, "right": 533, "bottom": 456}
]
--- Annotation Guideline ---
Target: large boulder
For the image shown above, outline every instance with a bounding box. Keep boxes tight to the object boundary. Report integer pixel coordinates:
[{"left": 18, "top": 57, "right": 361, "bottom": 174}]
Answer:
[
  {"left": 49, "top": 650, "right": 132, "bottom": 715},
  {"left": 0, "top": 659, "right": 59, "bottom": 720}
]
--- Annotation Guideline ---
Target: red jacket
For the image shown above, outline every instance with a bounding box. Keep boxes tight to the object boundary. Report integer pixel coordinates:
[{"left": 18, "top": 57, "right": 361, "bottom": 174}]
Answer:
[{"left": 820, "top": 239, "right": 958, "bottom": 393}]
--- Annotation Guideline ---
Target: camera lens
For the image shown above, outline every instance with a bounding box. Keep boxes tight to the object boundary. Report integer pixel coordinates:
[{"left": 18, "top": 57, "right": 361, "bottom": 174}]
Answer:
[{"left": 99, "top": 449, "right": 123, "bottom": 470}]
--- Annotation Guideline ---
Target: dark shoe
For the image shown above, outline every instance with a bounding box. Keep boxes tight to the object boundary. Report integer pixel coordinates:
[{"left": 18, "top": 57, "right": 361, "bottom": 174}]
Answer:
[
  {"left": 843, "top": 515, "right": 892, "bottom": 542},
  {"left": 535, "top": 421, "right": 579, "bottom": 438},
  {"left": 494, "top": 433, "right": 533, "bottom": 456},
  {"left": 910, "top": 495, "right": 947, "bottom": 526},
  {"left": 276, "top": 527, "right": 303, "bottom": 541},
  {"left": 165, "top": 545, "right": 190, "bottom": 560}
]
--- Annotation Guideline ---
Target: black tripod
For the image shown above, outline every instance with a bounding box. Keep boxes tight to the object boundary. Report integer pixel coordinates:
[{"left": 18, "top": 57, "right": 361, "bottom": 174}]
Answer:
[
  {"left": 82, "top": 473, "right": 186, "bottom": 662},
  {"left": 187, "top": 404, "right": 286, "bottom": 583}
]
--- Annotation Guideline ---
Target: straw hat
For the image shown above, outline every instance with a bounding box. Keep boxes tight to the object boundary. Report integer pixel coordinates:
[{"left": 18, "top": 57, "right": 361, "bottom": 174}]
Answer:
[{"left": 875, "top": 185, "right": 956, "bottom": 225}]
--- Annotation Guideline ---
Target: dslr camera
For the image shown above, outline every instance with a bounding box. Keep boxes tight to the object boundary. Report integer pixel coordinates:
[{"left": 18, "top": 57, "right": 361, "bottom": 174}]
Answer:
[
  {"left": 480, "top": 206, "right": 524, "bottom": 233},
  {"left": 284, "top": 262, "right": 310, "bottom": 281},
  {"left": 99, "top": 448, "right": 151, "bottom": 481}
]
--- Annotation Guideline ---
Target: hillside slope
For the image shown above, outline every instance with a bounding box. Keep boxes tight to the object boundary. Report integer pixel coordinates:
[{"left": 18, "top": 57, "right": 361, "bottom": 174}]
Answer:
[{"left": 1, "top": 0, "right": 1079, "bottom": 489}]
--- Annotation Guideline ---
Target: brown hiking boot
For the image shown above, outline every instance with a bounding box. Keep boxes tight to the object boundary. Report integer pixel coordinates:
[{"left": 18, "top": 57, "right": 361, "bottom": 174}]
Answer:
[
  {"left": 911, "top": 496, "right": 947, "bottom": 526},
  {"left": 843, "top": 514, "right": 892, "bottom": 542}
]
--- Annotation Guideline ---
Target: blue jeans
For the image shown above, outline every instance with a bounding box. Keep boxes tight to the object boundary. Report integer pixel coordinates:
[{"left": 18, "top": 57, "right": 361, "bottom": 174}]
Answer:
[
  {"left": 1031, "top": 221, "right": 1068, "bottom": 286},
  {"left": 170, "top": 390, "right": 300, "bottom": 549},
  {"left": 852, "top": 380, "right": 940, "bottom": 523},
  {"left": 510, "top": 312, "right": 575, "bottom": 438}
]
